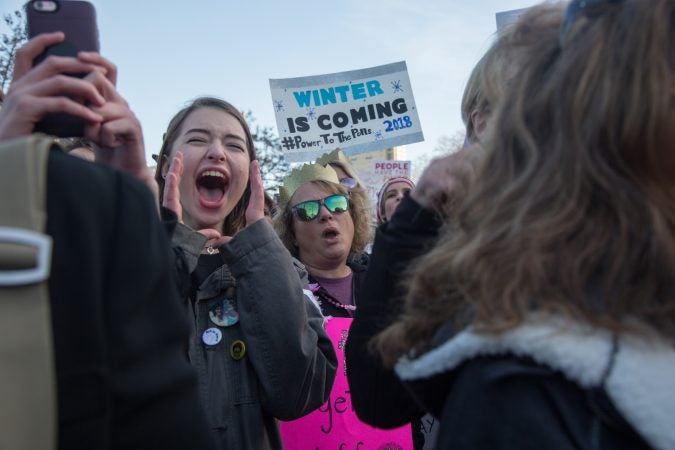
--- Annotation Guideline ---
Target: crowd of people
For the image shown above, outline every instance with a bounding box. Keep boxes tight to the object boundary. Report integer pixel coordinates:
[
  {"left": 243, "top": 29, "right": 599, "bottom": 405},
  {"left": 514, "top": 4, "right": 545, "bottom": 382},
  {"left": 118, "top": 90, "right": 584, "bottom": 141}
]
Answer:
[{"left": 0, "top": 0, "right": 673, "bottom": 449}]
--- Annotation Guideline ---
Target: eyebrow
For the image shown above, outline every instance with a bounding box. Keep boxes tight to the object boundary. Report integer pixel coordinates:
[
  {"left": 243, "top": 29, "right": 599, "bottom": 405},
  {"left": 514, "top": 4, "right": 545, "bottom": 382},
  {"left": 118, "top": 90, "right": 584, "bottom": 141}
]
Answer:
[{"left": 184, "top": 128, "right": 247, "bottom": 143}]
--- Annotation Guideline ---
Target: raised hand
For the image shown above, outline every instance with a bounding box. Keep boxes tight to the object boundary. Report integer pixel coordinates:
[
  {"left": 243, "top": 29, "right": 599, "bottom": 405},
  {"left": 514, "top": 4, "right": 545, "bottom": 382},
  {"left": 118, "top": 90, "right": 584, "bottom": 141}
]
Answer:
[
  {"left": 245, "top": 160, "right": 265, "bottom": 226},
  {"left": 0, "top": 32, "right": 106, "bottom": 140},
  {"left": 162, "top": 151, "right": 184, "bottom": 219},
  {"left": 79, "top": 52, "right": 156, "bottom": 198}
]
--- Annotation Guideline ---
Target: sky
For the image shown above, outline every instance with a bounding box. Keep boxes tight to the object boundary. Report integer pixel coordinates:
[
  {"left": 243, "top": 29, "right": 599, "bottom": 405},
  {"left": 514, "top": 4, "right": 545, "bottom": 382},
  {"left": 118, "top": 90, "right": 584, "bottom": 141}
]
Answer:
[{"left": 1, "top": 0, "right": 538, "bottom": 166}]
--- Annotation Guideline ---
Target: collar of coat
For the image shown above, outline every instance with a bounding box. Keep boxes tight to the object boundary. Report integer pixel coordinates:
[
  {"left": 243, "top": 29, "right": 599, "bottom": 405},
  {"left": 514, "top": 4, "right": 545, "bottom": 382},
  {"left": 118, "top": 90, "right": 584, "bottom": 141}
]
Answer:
[{"left": 395, "top": 316, "right": 675, "bottom": 450}]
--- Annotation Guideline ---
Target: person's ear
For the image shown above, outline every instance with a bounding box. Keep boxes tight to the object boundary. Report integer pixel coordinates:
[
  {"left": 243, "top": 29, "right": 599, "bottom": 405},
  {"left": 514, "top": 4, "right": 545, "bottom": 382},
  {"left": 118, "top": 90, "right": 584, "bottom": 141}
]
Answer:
[{"left": 471, "top": 110, "right": 489, "bottom": 141}]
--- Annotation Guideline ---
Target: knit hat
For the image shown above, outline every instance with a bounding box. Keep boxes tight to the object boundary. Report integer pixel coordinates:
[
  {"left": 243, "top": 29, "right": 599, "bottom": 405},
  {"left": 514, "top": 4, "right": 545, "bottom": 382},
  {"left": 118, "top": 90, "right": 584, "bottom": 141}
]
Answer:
[{"left": 376, "top": 176, "right": 416, "bottom": 223}]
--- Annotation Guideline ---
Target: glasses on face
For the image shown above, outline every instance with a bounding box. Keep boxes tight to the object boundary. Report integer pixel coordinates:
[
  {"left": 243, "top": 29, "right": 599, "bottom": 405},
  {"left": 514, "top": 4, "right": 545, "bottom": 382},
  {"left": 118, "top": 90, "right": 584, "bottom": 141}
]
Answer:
[
  {"left": 291, "top": 194, "right": 350, "bottom": 222},
  {"left": 339, "top": 177, "right": 358, "bottom": 189}
]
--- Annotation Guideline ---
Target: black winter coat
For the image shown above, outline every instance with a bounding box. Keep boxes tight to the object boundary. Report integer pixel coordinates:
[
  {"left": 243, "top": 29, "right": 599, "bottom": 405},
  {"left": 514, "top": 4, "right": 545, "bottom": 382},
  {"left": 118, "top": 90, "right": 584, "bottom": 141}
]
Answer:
[
  {"left": 345, "top": 194, "right": 443, "bottom": 449},
  {"left": 46, "top": 149, "right": 216, "bottom": 450},
  {"left": 345, "top": 194, "right": 442, "bottom": 427},
  {"left": 396, "top": 318, "right": 666, "bottom": 450}
]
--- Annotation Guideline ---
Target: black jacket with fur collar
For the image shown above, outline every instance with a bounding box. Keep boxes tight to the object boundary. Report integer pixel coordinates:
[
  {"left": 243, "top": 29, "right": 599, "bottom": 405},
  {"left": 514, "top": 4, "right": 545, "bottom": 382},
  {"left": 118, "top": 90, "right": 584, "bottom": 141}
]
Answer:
[{"left": 395, "top": 317, "right": 673, "bottom": 450}]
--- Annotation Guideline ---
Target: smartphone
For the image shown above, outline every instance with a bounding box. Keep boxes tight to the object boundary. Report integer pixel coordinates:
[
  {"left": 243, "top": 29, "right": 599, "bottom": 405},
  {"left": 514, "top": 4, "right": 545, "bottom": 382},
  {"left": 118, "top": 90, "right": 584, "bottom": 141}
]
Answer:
[{"left": 26, "top": 0, "right": 99, "bottom": 138}]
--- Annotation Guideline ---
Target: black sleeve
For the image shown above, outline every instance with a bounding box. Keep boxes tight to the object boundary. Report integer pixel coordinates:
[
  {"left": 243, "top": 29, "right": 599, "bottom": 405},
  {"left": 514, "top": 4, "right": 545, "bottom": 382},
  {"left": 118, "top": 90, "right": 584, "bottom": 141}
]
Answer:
[
  {"left": 345, "top": 193, "right": 443, "bottom": 428},
  {"left": 160, "top": 206, "right": 178, "bottom": 237},
  {"left": 159, "top": 207, "right": 193, "bottom": 300},
  {"left": 434, "top": 356, "right": 650, "bottom": 450}
]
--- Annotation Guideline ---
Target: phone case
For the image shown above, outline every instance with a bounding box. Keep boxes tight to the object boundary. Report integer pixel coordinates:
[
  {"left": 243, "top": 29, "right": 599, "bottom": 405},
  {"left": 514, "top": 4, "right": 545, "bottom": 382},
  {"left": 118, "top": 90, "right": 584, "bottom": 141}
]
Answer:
[{"left": 26, "top": 0, "right": 99, "bottom": 137}]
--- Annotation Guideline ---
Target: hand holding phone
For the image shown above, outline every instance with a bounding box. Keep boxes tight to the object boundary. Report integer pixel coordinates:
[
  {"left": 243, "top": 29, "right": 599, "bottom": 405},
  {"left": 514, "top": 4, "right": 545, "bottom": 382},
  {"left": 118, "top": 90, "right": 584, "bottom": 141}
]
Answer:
[
  {"left": 3, "top": 3, "right": 154, "bottom": 197},
  {"left": 0, "top": 32, "right": 105, "bottom": 141},
  {"left": 26, "top": 0, "right": 100, "bottom": 137}
]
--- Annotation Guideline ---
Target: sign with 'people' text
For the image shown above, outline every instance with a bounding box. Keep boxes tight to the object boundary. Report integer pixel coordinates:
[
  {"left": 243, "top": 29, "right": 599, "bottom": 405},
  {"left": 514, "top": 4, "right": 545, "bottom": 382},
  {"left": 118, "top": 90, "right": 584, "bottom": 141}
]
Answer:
[
  {"left": 269, "top": 61, "right": 424, "bottom": 162},
  {"left": 279, "top": 317, "right": 413, "bottom": 449},
  {"left": 373, "top": 160, "right": 411, "bottom": 177}
]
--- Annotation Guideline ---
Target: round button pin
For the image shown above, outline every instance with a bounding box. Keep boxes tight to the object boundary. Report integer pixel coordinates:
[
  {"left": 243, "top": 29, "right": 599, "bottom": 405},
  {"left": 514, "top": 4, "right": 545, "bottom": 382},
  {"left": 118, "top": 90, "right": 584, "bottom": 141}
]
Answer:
[
  {"left": 202, "top": 327, "right": 222, "bottom": 346},
  {"left": 209, "top": 299, "right": 239, "bottom": 327},
  {"left": 229, "top": 340, "right": 246, "bottom": 360}
]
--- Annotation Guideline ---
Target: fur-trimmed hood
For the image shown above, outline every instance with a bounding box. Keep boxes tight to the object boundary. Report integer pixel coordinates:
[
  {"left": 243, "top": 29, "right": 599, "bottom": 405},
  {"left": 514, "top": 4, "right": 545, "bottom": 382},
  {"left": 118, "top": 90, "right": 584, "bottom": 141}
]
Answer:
[{"left": 395, "top": 317, "right": 675, "bottom": 450}]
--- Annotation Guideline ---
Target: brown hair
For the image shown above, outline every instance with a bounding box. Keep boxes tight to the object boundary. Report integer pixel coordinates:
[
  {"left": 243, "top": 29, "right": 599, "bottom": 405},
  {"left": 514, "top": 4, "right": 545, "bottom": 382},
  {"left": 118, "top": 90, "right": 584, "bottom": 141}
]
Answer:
[
  {"left": 461, "top": 47, "right": 496, "bottom": 143},
  {"left": 275, "top": 180, "right": 372, "bottom": 260},
  {"left": 154, "top": 97, "right": 257, "bottom": 235},
  {"left": 376, "top": 0, "right": 675, "bottom": 366}
]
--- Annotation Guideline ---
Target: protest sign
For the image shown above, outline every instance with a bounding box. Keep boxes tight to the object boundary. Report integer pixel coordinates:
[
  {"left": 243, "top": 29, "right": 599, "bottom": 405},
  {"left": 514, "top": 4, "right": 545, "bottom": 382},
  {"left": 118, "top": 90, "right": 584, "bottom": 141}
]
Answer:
[
  {"left": 357, "top": 160, "right": 413, "bottom": 216},
  {"left": 279, "top": 317, "right": 413, "bottom": 449},
  {"left": 495, "top": 8, "right": 529, "bottom": 31},
  {"left": 372, "top": 160, "right": 411, "bottom": 177},
  {"left": 270, "top": 61, "right": 423, "bottom": 162}
]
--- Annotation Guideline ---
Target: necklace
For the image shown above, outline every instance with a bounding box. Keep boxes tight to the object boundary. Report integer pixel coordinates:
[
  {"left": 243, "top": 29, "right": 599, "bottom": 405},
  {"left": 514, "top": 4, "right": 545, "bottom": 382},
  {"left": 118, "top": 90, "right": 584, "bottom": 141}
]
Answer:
[
  {"left": 203, "top": 245, "right": 220, "bottom": 255},
  {"left": 312, "top": 286, "right": 356, "bottom": 312}
]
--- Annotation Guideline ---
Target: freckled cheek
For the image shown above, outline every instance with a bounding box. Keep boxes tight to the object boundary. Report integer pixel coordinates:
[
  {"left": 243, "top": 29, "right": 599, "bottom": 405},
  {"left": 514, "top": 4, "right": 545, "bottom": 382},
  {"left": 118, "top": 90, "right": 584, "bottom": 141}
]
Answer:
[
  {"left": 232, "top": 168, "right": 249, "bottom": 193},
  {"left": 231, "top": 158, "right": 250, "bottom": 187}
]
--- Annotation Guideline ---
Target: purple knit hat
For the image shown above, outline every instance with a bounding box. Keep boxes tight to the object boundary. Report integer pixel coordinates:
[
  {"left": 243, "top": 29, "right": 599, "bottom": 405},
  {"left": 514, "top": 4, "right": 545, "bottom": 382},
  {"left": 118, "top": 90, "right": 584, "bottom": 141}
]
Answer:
[{"left": 376, "top": 176, "right": 416, "bottom": 223}]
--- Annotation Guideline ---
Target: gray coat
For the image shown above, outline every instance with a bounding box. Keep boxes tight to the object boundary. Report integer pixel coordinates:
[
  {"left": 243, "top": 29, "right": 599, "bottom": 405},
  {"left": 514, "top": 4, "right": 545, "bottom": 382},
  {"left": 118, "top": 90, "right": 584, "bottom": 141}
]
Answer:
[{"left": 172, "top": 219, "right": 337, "bottom": 449}]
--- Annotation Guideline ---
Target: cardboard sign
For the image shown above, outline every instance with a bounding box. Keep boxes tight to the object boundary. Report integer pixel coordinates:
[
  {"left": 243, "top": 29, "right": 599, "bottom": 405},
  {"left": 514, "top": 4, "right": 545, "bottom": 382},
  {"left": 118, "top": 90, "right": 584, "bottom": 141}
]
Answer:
[
  {"left": 279, "top": 318, "right": 413, "bottom": 449},
  {"left": 270, "top": 61, "right": 424, "bottom": 162}
]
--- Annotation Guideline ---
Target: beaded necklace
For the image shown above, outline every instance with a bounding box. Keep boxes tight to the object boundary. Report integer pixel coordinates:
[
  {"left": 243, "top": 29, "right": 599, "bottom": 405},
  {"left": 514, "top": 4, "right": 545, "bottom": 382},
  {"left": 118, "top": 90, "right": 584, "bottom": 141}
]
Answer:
[{"left": 309, "top": 282, "right": 356, "bottom": 315}]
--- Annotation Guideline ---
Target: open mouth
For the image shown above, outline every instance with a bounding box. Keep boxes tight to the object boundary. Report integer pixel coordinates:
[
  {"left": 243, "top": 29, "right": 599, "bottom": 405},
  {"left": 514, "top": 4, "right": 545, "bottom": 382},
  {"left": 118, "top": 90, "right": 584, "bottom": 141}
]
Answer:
[
  {"left": 197, "top": 170, "right": 228, "bottom": 204},
  {"left": 322, "top": 229, "right": 339, "bottom": 239}
]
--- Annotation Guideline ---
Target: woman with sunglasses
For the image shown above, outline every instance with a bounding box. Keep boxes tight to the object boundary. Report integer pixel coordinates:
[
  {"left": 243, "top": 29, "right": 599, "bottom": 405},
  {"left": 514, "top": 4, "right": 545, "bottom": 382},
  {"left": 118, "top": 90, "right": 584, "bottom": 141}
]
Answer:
[
  {"left": 275, "top": 164, "right": 415, "bottom": 448},
  {"left": 315, "top": 148, "right": 374, "bottom": 264},
  {"left": 275, "top": 163, "right": 372, "bottom": 319},
  {"left": 154, "top": 97, "right": 337, "bottom": 450},
  {"left": 374, "top": 1, "right": 675, "bottom": 449}
]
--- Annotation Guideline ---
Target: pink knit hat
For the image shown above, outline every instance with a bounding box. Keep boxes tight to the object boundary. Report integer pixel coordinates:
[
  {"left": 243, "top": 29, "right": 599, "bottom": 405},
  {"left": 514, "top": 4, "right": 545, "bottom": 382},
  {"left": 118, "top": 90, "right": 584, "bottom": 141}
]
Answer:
[{"left": 376, "top": 176, "right": 415, "bottom": 223}]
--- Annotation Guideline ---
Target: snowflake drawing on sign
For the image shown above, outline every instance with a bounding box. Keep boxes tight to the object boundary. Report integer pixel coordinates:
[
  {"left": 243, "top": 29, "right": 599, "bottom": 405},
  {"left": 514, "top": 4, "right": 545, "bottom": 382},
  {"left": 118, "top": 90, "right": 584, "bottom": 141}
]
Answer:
[
  {"left": 306, "top": 107, "right": 317, "bottom": 120},
  {"left": 390, "top": 80, "right": 404, "bottom": 93},
  {"left": 274, "top": 100, "right": 284, "bottom": 112},
  {"left": 374, "top": 130, "right": 383, "bottom": 140}
]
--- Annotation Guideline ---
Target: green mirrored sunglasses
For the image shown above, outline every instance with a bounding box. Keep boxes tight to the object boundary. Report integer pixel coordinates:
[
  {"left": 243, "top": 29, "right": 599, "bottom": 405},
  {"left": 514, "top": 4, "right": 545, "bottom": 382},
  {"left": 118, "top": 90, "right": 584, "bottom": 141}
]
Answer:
[{"left": 291, "top": 194, "right": 350, "bottom": 222}]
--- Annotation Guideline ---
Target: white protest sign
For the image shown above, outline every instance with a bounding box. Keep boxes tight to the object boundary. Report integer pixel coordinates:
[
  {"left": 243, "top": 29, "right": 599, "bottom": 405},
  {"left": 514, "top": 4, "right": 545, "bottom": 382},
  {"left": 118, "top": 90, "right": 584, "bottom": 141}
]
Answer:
[
  {"left": 269, "top": 61, "right": 424, "bottom": 162},
  {"left": 356, "top": 171, "right": 386, "bottom": 218},
  {"left": 496, "top": 8, "right": 529, "bottom": 31},
  {"left": 358, "top": 160, "right": 413, "bottom": 218}
]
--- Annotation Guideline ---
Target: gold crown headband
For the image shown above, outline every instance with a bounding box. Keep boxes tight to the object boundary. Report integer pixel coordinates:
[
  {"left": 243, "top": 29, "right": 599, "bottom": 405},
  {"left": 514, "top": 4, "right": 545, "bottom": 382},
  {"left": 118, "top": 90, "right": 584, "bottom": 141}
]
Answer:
[{"left": 278, "top": 163, "right": 340, "bottom": 207}]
